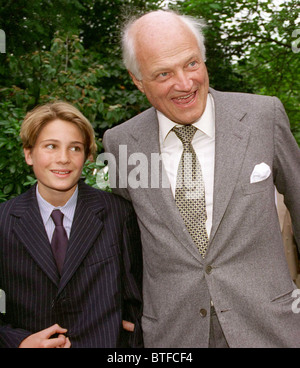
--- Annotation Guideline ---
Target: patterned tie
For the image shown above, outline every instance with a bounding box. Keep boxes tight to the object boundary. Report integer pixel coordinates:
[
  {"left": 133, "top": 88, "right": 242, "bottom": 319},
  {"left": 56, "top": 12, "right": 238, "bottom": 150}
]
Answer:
[
  {"left": 173, "top": 125, "right": 209, "bottom": 258},
  {"left": 51, "top": 209, "right": 68, "bottom": 274}
]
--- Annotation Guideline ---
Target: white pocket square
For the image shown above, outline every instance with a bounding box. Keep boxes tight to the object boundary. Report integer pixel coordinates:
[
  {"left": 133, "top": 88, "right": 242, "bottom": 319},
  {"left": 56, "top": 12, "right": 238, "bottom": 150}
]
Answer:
[{"left": 250, "top": 163, "right": 271, "bottom": 183}]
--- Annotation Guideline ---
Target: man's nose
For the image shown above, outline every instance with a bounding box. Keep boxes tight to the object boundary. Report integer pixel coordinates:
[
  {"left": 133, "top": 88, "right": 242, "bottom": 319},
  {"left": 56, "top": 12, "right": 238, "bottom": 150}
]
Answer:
[{"left": 174, "top": 71, "right": 193, "bottom": 91}]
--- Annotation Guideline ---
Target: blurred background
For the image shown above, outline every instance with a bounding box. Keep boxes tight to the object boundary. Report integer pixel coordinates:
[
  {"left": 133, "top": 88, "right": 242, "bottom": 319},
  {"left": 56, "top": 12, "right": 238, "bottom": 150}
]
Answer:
[{"left": 0, "top": 0, "right": 299, "bottom": 200}]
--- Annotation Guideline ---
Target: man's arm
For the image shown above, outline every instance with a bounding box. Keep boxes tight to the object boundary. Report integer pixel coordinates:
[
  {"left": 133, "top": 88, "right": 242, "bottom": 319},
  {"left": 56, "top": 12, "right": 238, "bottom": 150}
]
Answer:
[
  {"left": 120, "top": 206, "right": 143, "bottom": 348},
  {"left": 273, "top": 97, "right": 300, "bottom": 251},
  {"left": 102, "top": 129, "right": 131, "bottom": 201}
]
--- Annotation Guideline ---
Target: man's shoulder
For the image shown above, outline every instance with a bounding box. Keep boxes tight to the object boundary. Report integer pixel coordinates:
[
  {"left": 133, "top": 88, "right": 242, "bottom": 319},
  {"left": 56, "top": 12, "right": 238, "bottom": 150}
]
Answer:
[
  {"left": 210, "top": 88, "right": 277, "bottom": 109},
  {"left": 105, "top": 107, "right": 156, "bottom": 136}
]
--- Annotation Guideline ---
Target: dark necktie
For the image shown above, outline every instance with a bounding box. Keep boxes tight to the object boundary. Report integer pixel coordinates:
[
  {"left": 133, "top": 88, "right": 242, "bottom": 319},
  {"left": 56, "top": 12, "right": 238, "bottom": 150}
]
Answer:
[
  {"left": 173, "top": 125, "right": 209, "bottom": 258},
  {"left": 51, "top": 209, "right": 68, "bottom": 274}
]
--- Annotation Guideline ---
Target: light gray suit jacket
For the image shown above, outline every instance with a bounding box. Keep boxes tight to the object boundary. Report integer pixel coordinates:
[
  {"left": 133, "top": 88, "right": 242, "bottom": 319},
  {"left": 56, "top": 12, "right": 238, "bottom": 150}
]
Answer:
[{"left": 103, "top": 88, "right": 300, "bottom": 348}]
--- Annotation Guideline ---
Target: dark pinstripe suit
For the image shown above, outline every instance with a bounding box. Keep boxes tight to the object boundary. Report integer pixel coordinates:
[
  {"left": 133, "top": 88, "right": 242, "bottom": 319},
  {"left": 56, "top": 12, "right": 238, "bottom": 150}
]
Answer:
[{"left": 0, "top": 180, "right": 143, "bottom": 348}]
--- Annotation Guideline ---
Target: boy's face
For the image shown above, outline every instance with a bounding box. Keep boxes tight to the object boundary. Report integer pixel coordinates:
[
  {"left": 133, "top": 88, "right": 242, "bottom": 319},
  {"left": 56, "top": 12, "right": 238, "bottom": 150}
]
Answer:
[{"left": 24, "top": 119, "right": 86, "bottom": 206}]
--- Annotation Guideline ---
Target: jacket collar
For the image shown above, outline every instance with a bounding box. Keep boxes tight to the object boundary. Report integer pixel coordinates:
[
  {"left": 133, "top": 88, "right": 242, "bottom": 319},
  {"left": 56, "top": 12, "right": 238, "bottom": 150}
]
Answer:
[
  {"left": 11, "top": 180, "right": 105, "bottom": 290},
  {"left": 126, "top": 88, "right": 251, "bottom": 261}
]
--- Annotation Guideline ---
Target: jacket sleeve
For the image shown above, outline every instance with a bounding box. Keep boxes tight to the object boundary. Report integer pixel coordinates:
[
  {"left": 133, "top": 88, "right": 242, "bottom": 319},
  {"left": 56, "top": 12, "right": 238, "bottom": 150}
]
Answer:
[
  {"left": 0, "top": 200, "right": 33, "bottom": 348},
  {"left": 119, "top": 205, "right": 143, "bottom": 348},
  {"left": 102, "top": 129, "right": 132, "bottom": 201},
  {"left": 0, "top": 320, "right": 32, "bottom": 348},
  {"left": 273, "top": 96, "right": 300, "bottom": 252}
]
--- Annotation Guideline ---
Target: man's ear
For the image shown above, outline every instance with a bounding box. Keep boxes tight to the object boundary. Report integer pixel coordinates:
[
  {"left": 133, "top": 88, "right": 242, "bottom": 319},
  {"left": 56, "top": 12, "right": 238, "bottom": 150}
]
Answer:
[
  {"left": 23, "top": 148, "right": 33, "bottom": 166},
  {"left": 129, "top": 71, "right": 145, "bottom": 94}
]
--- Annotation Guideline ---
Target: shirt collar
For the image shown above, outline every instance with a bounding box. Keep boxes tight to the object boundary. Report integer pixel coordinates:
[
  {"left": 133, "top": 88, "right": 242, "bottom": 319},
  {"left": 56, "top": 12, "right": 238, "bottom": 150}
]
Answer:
[
  {"left": 36, "top": 184, "right": 78, "bottom": 224},
  {"left": 158, "top": 92, "right": 215, "bottom": 142}
]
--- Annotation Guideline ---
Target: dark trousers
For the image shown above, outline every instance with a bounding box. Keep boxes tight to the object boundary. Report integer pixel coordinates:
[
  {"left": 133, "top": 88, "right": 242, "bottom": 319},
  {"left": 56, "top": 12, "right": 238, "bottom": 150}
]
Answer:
[{"left": 208, "top": 306, "right": 229, "bottom": 348}]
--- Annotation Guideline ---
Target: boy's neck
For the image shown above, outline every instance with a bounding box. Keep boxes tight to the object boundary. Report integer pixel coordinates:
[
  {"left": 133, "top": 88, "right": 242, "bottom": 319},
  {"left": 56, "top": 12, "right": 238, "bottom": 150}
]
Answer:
[{"left": 36, "top": 183, "right": 79, "bottom": 207}]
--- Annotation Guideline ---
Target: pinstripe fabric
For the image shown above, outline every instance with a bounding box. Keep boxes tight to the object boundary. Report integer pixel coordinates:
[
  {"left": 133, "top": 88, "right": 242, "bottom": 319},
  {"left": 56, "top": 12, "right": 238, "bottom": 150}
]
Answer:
[{"left": 0, "top": 180, "right": 143, "bottom": 348}]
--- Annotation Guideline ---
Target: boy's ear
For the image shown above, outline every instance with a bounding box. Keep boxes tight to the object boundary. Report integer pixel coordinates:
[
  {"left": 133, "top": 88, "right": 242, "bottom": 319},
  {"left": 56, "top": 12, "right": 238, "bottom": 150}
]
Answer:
[
  {"left": 87, "top": 154, "right": 94, "bottom": 162},
  {"left": 23, "top": 148, "right": 33, "bottom": 166}
]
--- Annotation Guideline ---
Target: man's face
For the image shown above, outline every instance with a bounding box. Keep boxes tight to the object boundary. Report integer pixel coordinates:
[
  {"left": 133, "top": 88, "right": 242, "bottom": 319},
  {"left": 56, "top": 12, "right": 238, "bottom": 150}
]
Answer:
[{"left": 131, "top": 20, "right": 209, "bottom": 125}]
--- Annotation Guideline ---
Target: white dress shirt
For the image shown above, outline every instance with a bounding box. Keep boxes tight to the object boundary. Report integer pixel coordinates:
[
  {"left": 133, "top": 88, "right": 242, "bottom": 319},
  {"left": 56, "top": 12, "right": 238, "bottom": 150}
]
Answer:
[
  {"left": 36, "top": 184, "right": 78, "bottom": 242},
  {"left": 158, "top": 93, "right": 215, "bottom": 238}
]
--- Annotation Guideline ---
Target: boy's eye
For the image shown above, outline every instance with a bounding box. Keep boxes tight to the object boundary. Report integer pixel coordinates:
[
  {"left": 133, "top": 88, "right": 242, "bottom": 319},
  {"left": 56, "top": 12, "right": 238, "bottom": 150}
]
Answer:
[
  {"left": 70, "top": 146, "right": 81, "bottom": 152},
  {"left": 46, "top": 144, "right": 55, "bottom": 149}
]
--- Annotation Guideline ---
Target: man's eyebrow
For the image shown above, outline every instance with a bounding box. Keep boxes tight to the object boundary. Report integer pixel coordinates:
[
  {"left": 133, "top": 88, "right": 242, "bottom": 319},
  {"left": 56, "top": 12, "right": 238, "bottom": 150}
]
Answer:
[
  {"left": 185, "top": 54, "right": 202, "bottom": 63},
  {"left": 151, "top": 54, "right": 202, "bottom": 75}
]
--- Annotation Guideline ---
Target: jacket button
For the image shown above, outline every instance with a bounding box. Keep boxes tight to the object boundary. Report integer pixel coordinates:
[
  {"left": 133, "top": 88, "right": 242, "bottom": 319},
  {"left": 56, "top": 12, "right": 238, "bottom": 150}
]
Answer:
[
  {"left": 206, "top": 265, "right": 213, "bottom": 274},
  {"left": 199, "top": 308, "right": 207, "bottom": 317}
]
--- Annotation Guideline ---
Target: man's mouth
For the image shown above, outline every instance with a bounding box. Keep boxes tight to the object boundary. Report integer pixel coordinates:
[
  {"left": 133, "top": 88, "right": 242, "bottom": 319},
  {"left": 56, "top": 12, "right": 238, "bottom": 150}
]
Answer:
[{"left": 173, "top": 91, "right": 196, "bottom": 106}]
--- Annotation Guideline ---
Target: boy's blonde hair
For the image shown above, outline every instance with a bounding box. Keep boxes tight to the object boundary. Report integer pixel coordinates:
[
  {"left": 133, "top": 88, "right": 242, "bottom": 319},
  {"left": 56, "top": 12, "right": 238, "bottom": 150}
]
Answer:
[{"left": 20, "top": 101, "right": 97, "bottom": 159}]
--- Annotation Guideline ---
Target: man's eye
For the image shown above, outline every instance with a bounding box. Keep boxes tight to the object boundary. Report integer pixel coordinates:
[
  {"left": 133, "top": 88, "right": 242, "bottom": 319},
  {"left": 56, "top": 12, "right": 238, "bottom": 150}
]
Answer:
[
  {"left": 189, "top": 61, "right": 197, "bottom": 67},
  {"left": 46, "top": 144, "right": 55, "bottom": 149},
  {"left": 159, "top": 72, "right": 169, "bottom": 78}
]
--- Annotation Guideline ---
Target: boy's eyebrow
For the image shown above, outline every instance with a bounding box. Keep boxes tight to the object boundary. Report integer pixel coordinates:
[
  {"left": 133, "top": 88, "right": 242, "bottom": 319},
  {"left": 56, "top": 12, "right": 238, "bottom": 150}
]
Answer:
[
  {"left": 40, "top": 139, "right": 85, "bottom": 145},
  {"left": 70, "top": 141, "right": 85, "bottom": 145}
]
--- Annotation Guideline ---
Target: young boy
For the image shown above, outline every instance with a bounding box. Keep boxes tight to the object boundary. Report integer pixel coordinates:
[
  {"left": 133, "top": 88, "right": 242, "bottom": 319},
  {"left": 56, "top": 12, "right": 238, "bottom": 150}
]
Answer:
[{"left": 0, "top": 101, "right": 143, "bottom": 348}]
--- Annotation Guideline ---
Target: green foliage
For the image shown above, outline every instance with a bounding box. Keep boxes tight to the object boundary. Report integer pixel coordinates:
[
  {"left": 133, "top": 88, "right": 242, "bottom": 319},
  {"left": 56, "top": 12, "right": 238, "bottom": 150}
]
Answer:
[
  {"left": 174, "top": 0, "right": 300, "bottom": 142},
  {"left": 0, "top": 102, "right": 32, "bottom": 202},
  {"left": 3, "top": 33, "right": 149, "bottom": 124},
  {"left": 0, "top": 0, "right": 299, "bottom": 201},
  {"left": 0, "top": 32, "right": 149, "bottom": 199},
  {"left": 82, "top": 160, "right": 111, "bottom": 192},
  {"left": 0, "top": 0, "right": 84, "bottom": 57},
  {"left": 79, "top": 0, "right": 165, "bottom": 54}
]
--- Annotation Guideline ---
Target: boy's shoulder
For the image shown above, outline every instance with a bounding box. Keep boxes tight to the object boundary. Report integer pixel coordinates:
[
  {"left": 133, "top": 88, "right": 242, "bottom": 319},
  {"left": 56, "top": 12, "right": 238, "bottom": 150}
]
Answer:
[
  {"left": 0, "top": 186, "right": 35, "bottom": 216},
  {"left": 78, "top": 180, "right": 134, "bottom": 214}
]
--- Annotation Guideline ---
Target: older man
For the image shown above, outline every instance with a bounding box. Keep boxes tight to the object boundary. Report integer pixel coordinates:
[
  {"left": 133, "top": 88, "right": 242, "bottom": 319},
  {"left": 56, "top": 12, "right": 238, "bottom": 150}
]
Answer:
[{"left": 103, "top": 10, "right": 300, "bottom": 348}]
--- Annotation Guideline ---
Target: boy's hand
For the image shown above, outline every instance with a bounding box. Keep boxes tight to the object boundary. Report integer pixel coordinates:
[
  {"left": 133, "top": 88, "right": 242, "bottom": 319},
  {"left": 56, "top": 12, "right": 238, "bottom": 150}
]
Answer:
[{"left": 19, "top": 324, "right": 71, "bottom": 348}]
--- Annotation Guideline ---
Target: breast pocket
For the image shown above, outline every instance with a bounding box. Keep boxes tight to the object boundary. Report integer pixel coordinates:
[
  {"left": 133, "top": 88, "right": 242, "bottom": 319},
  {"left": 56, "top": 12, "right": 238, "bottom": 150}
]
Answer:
[
  {"left": 242, "top": 174, "right": 273, "bottom": 195},
  {"left": 83, "top": 242, "right": 120, "bottom": 267}
]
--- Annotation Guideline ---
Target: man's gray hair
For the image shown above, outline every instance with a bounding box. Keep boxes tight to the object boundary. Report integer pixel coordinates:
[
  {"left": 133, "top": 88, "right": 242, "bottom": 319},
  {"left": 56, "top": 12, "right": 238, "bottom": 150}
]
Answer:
[{"left": 121, "top": 10, "right": 206, "bottom": 80}]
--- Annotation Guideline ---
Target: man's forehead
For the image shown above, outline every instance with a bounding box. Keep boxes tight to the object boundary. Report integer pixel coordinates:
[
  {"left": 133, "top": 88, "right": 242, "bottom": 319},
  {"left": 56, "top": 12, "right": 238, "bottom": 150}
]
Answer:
[
  {"left": 133, "top": 12, "right": 186, "bottom": 37},
  {"left": 134, "top": 20, "right": 199, "bottom": 64},
  {"left": 134, "top": 18, "right": 195, "bottom": 53}
]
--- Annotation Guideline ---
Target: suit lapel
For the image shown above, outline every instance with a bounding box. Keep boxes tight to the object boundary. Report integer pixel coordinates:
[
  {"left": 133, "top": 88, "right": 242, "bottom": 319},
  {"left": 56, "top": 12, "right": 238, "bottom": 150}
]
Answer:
[
  {"left": 209, "top": 88, "right": 251, "bottom": 244},
  {"left": 12, "top": 183, "right": 105, "bottom": 290},
  {"left": 12, "top": 186, "right": 60, "bottom": 286},
  {"left": 58, "top": 181, "right": 104, "bottom": 292},
  {"left": 131, "top": 91, "right": 251, "bottom": 260},
  {"left": 130, "top": 108, "right": 205, "bottom": 263}
]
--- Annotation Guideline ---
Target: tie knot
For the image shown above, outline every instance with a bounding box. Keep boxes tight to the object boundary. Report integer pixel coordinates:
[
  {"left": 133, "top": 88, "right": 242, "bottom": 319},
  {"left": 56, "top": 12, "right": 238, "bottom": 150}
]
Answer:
[
  {"left": 172, "top": 125, "right": 197, "bottom": 145},
  {"left": 51, "top": 209, "right": 64, "bottom": 226}
]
